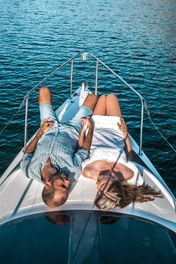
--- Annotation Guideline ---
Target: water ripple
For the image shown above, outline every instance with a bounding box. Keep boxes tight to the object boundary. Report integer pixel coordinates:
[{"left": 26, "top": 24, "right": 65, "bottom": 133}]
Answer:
[{"left": 0, "top": 0, "right": 175, "bottom": 194}]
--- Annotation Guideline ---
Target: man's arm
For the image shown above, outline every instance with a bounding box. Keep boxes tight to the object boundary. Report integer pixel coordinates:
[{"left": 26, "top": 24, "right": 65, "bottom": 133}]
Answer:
[
  {"left": 117, "top": 118, "right": 133, "bottom": 161},
  {"left": 24, "top": 118, "right": 54, "bottom": 153},
  {"left": 81, "top": 119, "right": 93, "bottom": 152},
  {"left": 78, "top": 118, "right": 88, "bottom": 148},
  {"left": 73, "top": 119, "right": 94, "bottom": 167}
]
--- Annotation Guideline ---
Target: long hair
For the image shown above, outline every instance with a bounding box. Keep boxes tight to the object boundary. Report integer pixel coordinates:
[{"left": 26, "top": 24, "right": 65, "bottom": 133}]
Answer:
[{"left": 94, "top": 181, "right": 163, "bottom": 210}]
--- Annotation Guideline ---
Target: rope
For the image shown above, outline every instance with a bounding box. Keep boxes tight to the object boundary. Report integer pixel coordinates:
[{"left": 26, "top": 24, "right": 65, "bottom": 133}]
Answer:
[
  {"left": 144, "top": 101, "right": 176, "bottom": 153},
  {"left": 0, "top": 95, "right": 27, "bottom": 137}
]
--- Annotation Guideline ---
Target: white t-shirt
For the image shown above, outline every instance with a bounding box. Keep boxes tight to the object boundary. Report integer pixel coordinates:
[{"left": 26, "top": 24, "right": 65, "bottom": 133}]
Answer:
[{"left": 82, "top": 115, "right": 143, "bottom": 186}]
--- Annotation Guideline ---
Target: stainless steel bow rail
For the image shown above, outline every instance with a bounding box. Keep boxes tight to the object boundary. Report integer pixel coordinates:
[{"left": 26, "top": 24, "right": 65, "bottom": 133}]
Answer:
[{"left": 0, "top": 52, "right": 175, "bottom": 155}]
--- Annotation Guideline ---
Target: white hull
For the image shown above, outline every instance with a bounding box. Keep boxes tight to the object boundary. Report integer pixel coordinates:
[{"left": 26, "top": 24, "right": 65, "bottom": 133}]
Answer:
[{"left": 0, "top": 85, "right": 175, "bottom": 234}]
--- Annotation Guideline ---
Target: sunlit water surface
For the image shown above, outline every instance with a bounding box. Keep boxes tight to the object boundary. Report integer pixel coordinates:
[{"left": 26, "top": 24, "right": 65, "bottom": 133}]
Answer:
[{"left": 0, "top": 0, "right": 175, "bottom": 194}]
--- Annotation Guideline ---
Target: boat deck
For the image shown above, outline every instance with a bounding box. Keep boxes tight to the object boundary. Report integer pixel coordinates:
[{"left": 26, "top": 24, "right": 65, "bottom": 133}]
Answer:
[{"left": 0, "top": 86, "right": 175, "bottom": 233}]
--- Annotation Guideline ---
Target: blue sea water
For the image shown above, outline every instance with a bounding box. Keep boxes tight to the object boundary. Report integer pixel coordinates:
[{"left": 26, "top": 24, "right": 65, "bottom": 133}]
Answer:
[{"left": 0, "top": 0, "right": 175, "bottom": 195}]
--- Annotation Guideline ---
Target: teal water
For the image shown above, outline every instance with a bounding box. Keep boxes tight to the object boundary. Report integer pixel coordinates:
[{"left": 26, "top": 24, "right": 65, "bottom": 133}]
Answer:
[{"left": 0, "top": 0, "right": 175, "bottom": 195}]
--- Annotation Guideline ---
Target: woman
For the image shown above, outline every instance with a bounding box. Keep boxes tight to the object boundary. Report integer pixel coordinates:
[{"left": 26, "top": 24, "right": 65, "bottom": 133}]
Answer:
[{"left": 81, "top": 94, "right": 162, "bottom": 210}]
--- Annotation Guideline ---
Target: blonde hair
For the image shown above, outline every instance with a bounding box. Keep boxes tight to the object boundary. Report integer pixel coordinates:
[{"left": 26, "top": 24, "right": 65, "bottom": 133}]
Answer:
[{"left": 95, "top": 182, "right": 163, "bottom": 210}]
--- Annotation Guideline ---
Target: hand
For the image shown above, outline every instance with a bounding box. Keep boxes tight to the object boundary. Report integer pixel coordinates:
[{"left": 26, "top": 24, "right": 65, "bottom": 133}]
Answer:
[
  {"left": 81, "top": 117, "right": 93, "bottom": 132},
  {"left": 40, "top": 117, "right": 54, "bottom": 134},
  {"left": 117, "top": 117, "right": 128, "bottom": 138}
]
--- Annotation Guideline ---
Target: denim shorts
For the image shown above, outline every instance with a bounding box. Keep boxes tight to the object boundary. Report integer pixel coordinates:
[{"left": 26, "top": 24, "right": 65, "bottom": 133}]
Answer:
[{"left": 39, "top": 104, "right": 92, "bottom": 133}]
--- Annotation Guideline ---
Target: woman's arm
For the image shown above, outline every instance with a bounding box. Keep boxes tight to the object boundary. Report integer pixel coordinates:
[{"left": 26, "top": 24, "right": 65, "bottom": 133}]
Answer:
[
  {"left": 82, "top": 165, "right": 99, "bottom": 180},
  {"left": 117, "top": 118, "right": 133, "bottom": 161},
  {"left": 124, "top": 135, "right": 133, "bottom": 161},
  {"left": 116, "top": 163, "right": 134, "bottom": 181}
]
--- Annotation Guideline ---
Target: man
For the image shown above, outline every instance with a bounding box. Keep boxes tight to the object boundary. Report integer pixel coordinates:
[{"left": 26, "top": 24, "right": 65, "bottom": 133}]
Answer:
[{"left": 21, "top": 87, "right": 97, "bottom": 207}]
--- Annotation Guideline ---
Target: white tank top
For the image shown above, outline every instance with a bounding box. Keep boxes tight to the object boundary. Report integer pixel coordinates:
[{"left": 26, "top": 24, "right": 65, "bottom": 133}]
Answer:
[{"left": 82, "top": 115, "right": 143, "bottom": 186}]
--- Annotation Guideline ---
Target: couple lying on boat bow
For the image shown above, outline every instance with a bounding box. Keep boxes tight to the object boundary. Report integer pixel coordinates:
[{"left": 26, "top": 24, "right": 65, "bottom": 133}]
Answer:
[{"left": 21, "top": 87, "right": 162, "bottom": 209}]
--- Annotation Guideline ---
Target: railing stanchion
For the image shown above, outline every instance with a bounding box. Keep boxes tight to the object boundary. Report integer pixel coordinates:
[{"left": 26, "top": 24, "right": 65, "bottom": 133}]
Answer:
[
  {"left": 95, "top": 60, "right": 98, "bottom": 95},
  {"left": 24, "top": 95, "right": 29, "bottom": 151},
  {"left": 139, "top": 99, "right": 144, "bottom": 155},
  {"left": 89, "top": 53, "right": 146, "bottom": 153},
  {"left": 70, "top": 59, "right": 73, "bottom": 98}
]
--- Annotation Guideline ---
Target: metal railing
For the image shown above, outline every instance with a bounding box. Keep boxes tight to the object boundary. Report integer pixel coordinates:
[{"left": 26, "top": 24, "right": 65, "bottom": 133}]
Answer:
[
  {"left": 23, "top": 52, "right": 145, "bottom": 155},
  {"left": 89, "top": 53, "right": 145, "bottom": 155}
]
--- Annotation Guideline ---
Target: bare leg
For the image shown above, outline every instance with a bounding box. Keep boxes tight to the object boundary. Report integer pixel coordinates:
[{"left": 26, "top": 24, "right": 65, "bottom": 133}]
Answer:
[
  {"left": 83, "top": 94, "right": 98, "bottom": 111},
  {"left": 39, "top": 87, "right": 52, "bottom": 106},
  {"left": 92, "top": 95, "right": 106, "bottom": 115},
  {"left": 106, "top": 94, "right": 122, "bottom": 117}
]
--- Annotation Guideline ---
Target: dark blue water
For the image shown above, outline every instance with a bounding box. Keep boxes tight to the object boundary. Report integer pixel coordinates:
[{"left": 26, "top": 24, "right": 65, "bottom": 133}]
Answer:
[{"left": 0, "top": 0, "right": 175, "bottom": 195}]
